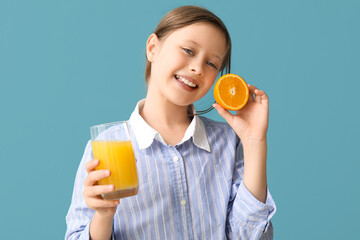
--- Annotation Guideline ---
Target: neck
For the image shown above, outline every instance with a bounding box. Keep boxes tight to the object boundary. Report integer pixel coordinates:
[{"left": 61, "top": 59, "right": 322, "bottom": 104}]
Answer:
[
  {"left": 141, "top": 95, "right": 191, "bottom": 129},
  {"left": 139, "top": 85, "right": 193, "bottom": 146}
]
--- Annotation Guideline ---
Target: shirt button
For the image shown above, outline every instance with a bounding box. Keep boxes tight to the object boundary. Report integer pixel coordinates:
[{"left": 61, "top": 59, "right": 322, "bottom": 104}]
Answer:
[
  {"left": 181, "top": 200, "right": 186, "bottom": 206},
  {"left": 173, "top": 156, "right": 179, "bottom": 162}
]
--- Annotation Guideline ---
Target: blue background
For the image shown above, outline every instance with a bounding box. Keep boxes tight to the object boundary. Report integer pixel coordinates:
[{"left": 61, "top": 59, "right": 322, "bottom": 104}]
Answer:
[{"left": 1, "top": 0, "right": 359, "bottom": 239}]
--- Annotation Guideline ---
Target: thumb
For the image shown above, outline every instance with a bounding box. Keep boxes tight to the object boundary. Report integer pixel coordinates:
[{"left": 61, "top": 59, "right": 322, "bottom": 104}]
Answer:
[{"left": 213, "top": 103, "right": 234, "bottom": 124}]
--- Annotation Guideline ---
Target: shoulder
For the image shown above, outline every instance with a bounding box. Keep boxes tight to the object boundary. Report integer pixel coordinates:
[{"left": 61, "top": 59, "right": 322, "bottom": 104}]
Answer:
[
  {"left": 198, "top": 116, "right": 242, "bottom": 157},
  {"left": 199, "top": 116, "right": 238, "bottom": 139},
  {"left": 199, "top": 116, "right": 230, "bottom": 129}
]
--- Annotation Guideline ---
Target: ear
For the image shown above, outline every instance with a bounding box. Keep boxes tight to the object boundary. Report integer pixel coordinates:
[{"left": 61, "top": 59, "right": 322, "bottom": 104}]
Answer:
[{"left": 146, "top": 33, "right": 159, "bottom": 62}]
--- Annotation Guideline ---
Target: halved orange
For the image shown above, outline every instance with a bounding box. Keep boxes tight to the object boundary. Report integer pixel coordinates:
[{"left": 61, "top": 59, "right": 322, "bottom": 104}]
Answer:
[{"left": 213, "top": 73, "right": 249, "bottom": 111}]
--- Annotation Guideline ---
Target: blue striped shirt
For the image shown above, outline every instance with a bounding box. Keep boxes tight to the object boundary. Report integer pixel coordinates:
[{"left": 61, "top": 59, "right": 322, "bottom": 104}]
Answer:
[{"left": 65, "top": 100, "right": 276, "bottom": 240}]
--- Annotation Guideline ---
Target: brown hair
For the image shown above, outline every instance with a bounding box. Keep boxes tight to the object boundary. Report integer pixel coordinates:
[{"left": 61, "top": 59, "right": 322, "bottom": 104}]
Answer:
[{"left": 145, "top": 5, "right": 231, "bottom": 82}]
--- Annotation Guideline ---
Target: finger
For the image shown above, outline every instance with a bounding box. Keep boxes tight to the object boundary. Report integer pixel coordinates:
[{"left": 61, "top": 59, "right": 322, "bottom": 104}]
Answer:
[
  {"left": 83, "top": 184, "right": 115, "bottom": 197},
  {"left": 213, "top": 103, "right": 234, "bottom": 124},
  {"left": 248, "top": 91, "right": 255, "bottom": 102},
  {"left": 254, "top": 89, "right": 269, "bottom": 104},
  {"left": 254, "top": 89, "right": 265, "bottom": 95},
  {"left": 254, "top": 89, "right": 261, "bottom": 103},
  {"left": 247, "top": 84, "right": 258, "bottom": 92},
  {"left": 260, "top": 91, "right": 269, "bottom": 104},
  {"left": 85, "top": 159, "right": 100, "bottom": 173},
  {"left": 247, "top": 84, "right": 256, "bottom": 102},
  {"left": 87, "top": 198, "right": 120, "bottom": 208},
  {"left": 84, "top": 169, "right": 111, "bottom": 186}
]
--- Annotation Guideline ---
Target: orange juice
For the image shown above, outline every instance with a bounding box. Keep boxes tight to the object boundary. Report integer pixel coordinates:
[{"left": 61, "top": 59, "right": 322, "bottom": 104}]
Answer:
[{"left": 92, "top": 140, "right": 138, "bottom": 200}]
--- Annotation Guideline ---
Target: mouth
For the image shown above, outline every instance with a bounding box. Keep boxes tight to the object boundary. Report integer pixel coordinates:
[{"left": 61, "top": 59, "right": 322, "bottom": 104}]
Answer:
[{"left": 174, "top": 75, "right": 199, "bottom": 89}]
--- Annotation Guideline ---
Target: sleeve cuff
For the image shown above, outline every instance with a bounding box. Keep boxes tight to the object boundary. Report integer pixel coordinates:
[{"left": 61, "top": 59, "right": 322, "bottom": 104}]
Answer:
[
  {"left": 79, "top": 220, "right": 116, "bottom": 240},
  {"left": 80, "top": 222, "right": 91, "bottom": 240},
  {"left": 232, "top": 180, "right": 276, "bottom": 232}
]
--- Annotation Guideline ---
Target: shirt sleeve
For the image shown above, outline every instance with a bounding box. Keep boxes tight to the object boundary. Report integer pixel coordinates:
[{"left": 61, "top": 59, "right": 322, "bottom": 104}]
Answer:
[
  {"left": 225, "top": 138, "right": 277, "bottom": 240},
  {"left": 65, "top": 140, "right": 116, "bottom": 240}
]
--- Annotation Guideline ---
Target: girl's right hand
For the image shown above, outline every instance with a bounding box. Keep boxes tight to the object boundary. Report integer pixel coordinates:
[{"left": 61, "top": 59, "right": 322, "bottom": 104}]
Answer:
[{"left": 83, "top": 159, "right": 120, "bottom": 218}]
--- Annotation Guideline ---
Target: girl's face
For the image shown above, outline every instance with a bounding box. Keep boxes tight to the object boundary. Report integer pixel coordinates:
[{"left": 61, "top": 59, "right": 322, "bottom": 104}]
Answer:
[{"left": 147, "top": 23, "right": 227, "bottom": 107}]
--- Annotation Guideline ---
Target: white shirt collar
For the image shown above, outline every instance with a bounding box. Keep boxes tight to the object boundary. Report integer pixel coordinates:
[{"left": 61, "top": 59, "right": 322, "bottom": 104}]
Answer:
[{"left": 129, "top": 99, "right": 211, "bottom": 152}]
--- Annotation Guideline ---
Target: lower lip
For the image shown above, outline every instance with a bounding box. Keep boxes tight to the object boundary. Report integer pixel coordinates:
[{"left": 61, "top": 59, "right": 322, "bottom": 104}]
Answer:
[{"left": 174, "top": 76, "right": 197, "bottom": 92}]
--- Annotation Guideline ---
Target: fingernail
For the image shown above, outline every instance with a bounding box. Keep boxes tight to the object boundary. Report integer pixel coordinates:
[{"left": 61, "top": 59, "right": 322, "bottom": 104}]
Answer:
[{"left": 106, "top": 170, "right": 110, "bottom": 176}]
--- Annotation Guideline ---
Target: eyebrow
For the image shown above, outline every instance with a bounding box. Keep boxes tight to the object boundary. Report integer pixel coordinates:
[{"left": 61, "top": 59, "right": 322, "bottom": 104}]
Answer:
[{"left": 184, "top": 40, "right": 223, "bottom": 61}]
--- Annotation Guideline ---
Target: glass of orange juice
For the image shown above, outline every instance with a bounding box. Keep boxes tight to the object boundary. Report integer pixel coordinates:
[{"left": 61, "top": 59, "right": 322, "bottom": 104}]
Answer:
[{"left": 90, "top": 121, "right": 138, "bottom": 200}]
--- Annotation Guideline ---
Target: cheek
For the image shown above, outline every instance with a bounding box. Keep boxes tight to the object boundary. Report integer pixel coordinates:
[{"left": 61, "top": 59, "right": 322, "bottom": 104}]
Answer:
[
  {"left": 161, "top": 49, "right": 183, "bottom": 65},
  {"left": 200, "top": 75, "right": 217, "bottom": 94},
  {"left": 153, "top": 56, "right": 175, "bottom": 77},
  {"left": 169, "top": 52, "right": 186, "bottom": 67},
  {"left": 207, "top": 74, "right": 217, "bottom": 87},
  {"left": 201, "top": 78, "right": 216, "bottom": 95}
]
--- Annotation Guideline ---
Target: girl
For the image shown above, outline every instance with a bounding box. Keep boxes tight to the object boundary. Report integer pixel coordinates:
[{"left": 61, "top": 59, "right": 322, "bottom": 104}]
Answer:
[{"left": 66, "top": 5, "right": 276, "bottom": 240}]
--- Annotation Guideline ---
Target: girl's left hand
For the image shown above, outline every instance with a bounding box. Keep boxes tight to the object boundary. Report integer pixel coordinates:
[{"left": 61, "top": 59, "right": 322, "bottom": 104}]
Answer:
[{"left": 213, "top": 84, "right": 269, "bottom": 142}]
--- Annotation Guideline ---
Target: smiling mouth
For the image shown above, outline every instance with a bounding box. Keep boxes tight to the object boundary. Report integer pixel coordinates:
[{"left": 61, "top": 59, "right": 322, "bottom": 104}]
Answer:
[{"left": 174, "top": 75, "right": 198, "bottom": 88}]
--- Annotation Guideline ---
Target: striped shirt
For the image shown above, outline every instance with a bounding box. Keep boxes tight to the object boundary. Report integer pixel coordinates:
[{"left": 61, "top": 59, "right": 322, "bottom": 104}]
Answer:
[{"left": 65, "top": 99, "right": 276, "bottom": 240}]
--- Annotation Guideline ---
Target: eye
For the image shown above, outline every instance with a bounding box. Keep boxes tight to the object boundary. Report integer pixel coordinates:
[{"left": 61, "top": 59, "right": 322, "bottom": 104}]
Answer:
[
  {"left": 183, "top": 48, "right": 194, "bottom": 55},
  {"left": 206, "top": 61, "right": 218, "bottom": 70}
]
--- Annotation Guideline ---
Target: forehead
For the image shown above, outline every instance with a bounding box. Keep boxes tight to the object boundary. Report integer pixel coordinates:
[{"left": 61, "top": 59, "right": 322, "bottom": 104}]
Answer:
[{"left": 162, "top": 23, "right": 227, "bottom": 57}]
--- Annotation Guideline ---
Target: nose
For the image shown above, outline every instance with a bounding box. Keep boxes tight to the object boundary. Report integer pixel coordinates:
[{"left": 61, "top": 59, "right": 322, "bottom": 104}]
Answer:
[{"left": 189, "top": 59, "right": 204, "bottom": 76}]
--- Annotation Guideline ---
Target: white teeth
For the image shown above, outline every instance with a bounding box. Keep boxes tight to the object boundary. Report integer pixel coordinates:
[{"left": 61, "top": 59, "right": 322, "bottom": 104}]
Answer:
[{"left": 176, "top": 75, "right": 197, "bottom": 88}]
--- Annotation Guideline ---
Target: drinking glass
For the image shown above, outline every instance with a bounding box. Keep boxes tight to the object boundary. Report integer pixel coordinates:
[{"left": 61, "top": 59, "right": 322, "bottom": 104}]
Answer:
[{"left": 90, "top": 121, "right": 138, "bottom": 200}]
